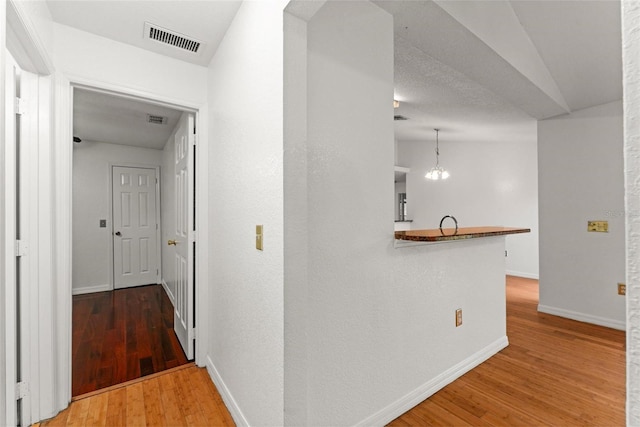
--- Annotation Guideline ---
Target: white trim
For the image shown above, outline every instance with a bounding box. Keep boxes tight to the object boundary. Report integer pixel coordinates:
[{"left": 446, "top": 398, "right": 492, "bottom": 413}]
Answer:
[
  {"left": 161, "top": 279, "right": 175, "bottom": 306},
  {"left": 0, "top": 7, "right": 7, "bottom": 425},
  {"left": 18, "top": 67, "right": 40, "bottom": 427},
  {"left": 506, "top": 270, "right": 539, "bottom": 280},
  {"left": 6, "top": 0, "right": 54, "bottom": 75},
  {"left": 71, "top": 284, "right": 111, "bottom": 296},
  {"left": 4, "top": 50, "right": 18, "bottom": 427},
  {"left": 354, "top": 336, "right": 509, "bottom": 427},
  {"left": 206, "top": 356, "right": 250, "bottom": 427},
  {"left": 108, "top": 163, "right": 162, "bottom": 290},
  {"left": 193, "top": 106, "right": 209, "bottom": 367},
  {"left": 53, "top": 72, "right": 73, "bottom": 414},
  {"left": 538, "top": 304, "right": 626, "bottom": 331},
  {"left": 53, "top": 77, "right": 209, "bottom": 414},
  {"left": 67, "top": 76, "right": 200, "bottom": 113}
]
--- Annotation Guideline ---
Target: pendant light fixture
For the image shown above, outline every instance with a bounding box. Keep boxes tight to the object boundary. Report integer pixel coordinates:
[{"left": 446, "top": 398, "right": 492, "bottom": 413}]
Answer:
[{"left": 425, "top": 128, "right": 450, "bottom": 180}]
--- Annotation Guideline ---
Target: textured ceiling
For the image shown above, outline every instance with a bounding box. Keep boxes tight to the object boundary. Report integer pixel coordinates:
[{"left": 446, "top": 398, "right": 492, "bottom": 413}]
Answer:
[
  {"left": 393, "top": 36, "right": 536, "bottom": 144},
  {"left": 73, "top": 88, "right": 183, "bottom": 150},
  {"left": 46, "top": 0, "right": 242, "bottom": 66},
  {"left": 377, "top": 0, "right": 622, "bottom": 143},
  {"left": 56, "top": 1, "right": 621, "bottom": 150}
]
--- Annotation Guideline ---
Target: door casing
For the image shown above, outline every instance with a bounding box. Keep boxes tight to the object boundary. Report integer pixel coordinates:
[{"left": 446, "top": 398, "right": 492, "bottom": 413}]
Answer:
[{"left": 52, "top": 79, "right": 210, "bottom": 416}]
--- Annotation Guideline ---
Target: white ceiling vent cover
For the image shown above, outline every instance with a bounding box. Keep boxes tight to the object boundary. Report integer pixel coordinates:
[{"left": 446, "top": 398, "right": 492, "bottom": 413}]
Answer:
[
  {"left": 147, "top": 114, "right": 168, "bottom": 125},
  {"left": 144, "top": 22, "right": 203, "bottom": 54}
]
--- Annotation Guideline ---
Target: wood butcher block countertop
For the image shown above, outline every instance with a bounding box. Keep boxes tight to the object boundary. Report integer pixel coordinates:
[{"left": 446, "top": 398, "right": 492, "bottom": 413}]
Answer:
[{"left": 395, "top": 226, "right": 531, "bottom": 242}]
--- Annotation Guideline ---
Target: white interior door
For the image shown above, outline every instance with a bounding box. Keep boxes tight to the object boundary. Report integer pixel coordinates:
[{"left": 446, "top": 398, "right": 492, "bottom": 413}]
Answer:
[
  {"left": 112, "top": 166, "right": 159, "bottom": 289},
  {"left": 172, "top": 113, "right": 195, "bottom": 359}
]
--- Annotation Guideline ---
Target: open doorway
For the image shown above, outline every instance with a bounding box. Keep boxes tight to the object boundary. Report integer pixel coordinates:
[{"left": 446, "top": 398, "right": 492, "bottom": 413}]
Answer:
[{"left": 71, "top": 87, "right": 196, "bottom": 396}]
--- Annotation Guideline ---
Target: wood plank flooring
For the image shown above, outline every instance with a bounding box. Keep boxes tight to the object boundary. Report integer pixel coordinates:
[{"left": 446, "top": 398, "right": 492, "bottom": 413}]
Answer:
[
  {"left": 390, "top": 276, "right": 626, "bottom": 426},
  {"left": 72, "top": 284, "right": 189, "bottom": 396},
  {"left": 40, "top": 365, "right": 234, "bottom": 427},
  {"left": 46, "top": 276, "right": 624, "bottom": 426}
]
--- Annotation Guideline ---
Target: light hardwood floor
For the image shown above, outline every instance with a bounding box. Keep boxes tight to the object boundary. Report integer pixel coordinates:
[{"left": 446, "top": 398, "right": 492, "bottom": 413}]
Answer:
[
  {"left": 391, "top": 276, "right": 625, "bottom": 426},
  {"left": 39, "top": 364, "right": 234, "bottom": 427},
  {"left": 41, "top": 276, "right": 624, "bottom": 426}
]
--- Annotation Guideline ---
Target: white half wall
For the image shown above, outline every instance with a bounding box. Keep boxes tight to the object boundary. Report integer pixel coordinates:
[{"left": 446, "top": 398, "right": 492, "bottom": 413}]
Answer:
[
  {"left": 397, "top": 136, "right": 539, "bottom": 279},
  {"left": 72, "top": 141, "right": 162, "bottom": 293},
  {"left": 538, "top": 100, "right": 625, "bottom": 329},
  {"left": 284, "top": 2, "right": 508, "bottom": 425},
  {"left": 206, "top": 1, "right": 287, "bottom": 425}
]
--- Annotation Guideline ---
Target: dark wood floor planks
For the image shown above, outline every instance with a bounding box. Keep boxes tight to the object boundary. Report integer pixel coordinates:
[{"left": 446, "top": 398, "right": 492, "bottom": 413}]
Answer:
[
  {"left": 72, "top": 284, "right": 189, "bottom": 396},
  {"left": 390, "top": 276, "right": 626, "bottom": 426}
]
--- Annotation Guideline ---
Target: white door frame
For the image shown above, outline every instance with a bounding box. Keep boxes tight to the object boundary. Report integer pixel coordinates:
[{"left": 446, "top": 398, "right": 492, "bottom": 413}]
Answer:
[
  {"left": 108, "top": 163, "right": 162, "bottom": 290},
  {"left": 53, "top": 77, "right": 209, "bottom": 414},
  {"left": 3, "top": 1, "right": 55, "bottom": 424}
]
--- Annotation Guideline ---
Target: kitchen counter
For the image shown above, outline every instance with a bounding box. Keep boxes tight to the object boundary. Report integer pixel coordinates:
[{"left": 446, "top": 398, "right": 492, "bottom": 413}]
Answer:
[{"left": 395, "top": 226, "right": 530, "bottom": 243}]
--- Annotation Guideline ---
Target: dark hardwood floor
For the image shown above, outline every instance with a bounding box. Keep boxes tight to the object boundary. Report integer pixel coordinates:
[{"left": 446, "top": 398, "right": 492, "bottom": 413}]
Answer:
[
  {"left": 390, "top": 276, "right": 626, "bottom": 426},
  {"left": 72, "top": 284, "right": 189, "bottom": 397}
]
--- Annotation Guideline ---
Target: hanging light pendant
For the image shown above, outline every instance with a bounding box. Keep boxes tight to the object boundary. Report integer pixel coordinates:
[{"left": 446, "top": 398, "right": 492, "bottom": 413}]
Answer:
[{"left": 425, "top": 128, "right": 450, "bottom": 180}]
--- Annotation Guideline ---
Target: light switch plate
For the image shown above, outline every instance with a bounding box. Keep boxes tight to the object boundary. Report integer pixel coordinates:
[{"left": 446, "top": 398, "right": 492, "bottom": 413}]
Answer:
[
  {"left": 587, "top": 220, "right": 608, "bottom": 232},
  {"left": 256, "top": 225, "right": 263, "bottom": 251},
  {"left": 99, "top": 219, "right": 107, "bottom": 228}
]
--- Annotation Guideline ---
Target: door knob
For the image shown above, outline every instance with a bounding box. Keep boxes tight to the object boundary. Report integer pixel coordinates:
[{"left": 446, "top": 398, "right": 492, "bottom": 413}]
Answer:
[
  {"left": 168, "top": 239, "right": 177, "bottom": 246},
  {"left": 115, "top": 231, "right": 121, "bottom": 236}
]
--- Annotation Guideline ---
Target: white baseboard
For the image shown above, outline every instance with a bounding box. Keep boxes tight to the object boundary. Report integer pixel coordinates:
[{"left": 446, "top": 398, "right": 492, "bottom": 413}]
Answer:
[
  {"left": 161, "top": 279, "right": 175, "bottom": 306},
  {"left": 354, "top": 336, "right": 509, "bottom": 427},
  {"left": 506, "top": 270, "right": 539, "bottom": 280},
  {"left": 206, "top": 356, "right": 250, "bottom": 427},
  {"left": 72, "top": 283, "right": 111, "bottom": 295},
  {"left": 538, "top": 304, "right": 626, "bottom": 331}
]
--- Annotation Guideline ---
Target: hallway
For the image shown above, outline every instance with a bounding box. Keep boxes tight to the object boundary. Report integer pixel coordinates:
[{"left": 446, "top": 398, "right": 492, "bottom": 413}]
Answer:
[
  {"left": 72, "top": 284, "right": 188, "bottom": 396},
  {"left": 43, "top": 276, "right": 624, "bottom": 426}
]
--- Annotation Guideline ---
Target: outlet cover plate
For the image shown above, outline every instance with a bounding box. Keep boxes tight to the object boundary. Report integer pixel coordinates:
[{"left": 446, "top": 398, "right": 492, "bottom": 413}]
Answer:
[
  {"left": 618, "top": 283, "right": 626, "bottom": 296},
  {"left": 588, "top": 220, "right": 608, "bottom": 232}
]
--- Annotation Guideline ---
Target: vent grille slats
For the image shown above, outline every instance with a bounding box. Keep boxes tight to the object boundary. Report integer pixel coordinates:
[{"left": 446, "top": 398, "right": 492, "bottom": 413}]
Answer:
[
  {"left": 147, "top": 114, "right": 168, "bottom": 125},
  {"left": 145, "top": 22, "right": 202, "bottom": 54}
]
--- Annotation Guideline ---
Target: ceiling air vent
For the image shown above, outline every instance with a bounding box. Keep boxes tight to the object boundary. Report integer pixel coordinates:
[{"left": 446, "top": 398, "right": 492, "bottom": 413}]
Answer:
[
  {"left": 144, "top": 22, "right": 202, "bottom": 54},
  {"left": 147, "top": 114, "right": 168, "bottom": 125},
  {"left": 394, "top": 115, "right": 409, "bottom": 121}
]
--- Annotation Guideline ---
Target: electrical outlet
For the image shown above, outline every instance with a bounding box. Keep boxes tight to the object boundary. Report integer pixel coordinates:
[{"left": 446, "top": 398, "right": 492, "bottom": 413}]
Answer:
[
  {"left": 618, "top": 283, "right": 626, "bottom": 296},
  {"left": 455, "top": 309, "right": 463, "bottom": 327}
]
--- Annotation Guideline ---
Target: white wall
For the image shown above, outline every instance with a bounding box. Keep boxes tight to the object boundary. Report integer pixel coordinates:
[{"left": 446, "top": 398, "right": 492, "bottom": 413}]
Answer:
[
  {"left": 72, "top": 142, "right": 162, "bottom": 293},
  {"left": 285, "top": 2, "right": 508, "bottom": 425},
  {"left": 53, "top": 23, "right": 207, "bottom": 107},
  {"left": 622, "top": 3, "right": 640, "bottom": 422},
  {"left": 538, "top": 100, "right": 625, "bottom": 329},
  {"left": 206, "top": 1, "right": 287, "bottom": 425},
  {"left": 398, "top": 136, "right": 539, "bottom": 278}
]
